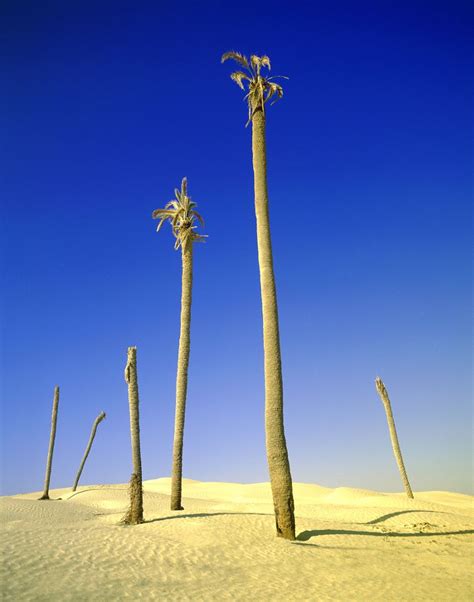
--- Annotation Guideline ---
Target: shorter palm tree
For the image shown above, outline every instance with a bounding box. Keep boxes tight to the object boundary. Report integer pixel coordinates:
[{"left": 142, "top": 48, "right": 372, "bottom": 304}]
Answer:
[
  {"left": 153, "top": 177, "right": 206, "bottom": 511},
  {"left": 72, "top": 411, "right": 106, "bottom": 492},
  {"left": 375, "top": 377, "right": 414, "bottom": 499},
  {"left": 39, "top": 386, "right": 60, "bottom": 500}
]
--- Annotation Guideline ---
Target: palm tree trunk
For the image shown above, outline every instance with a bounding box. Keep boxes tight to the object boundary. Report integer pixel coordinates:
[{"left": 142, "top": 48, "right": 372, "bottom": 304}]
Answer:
[
  {"left": 72, "top": 411, "right": 106, "bottom": 492},
  {"left": 124, "top": 346, "right": 144, "bottom": 524},
  {"left": 375, "top": 377, "right": 414, "bottom": 499},
  {"left": 39, "top": 386, "right": 60, "bottom": 500},
  {"left": 170, "top": 243, "right": 193, "bottom": 511},
  {"left": 251, "top": 104, "right": 296, "bottom": 540}
]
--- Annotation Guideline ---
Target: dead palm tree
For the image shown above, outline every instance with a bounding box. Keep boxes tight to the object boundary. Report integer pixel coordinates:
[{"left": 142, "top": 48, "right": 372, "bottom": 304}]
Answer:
[
  {"left": 39, "top": 386, "right": 60, "bottom": 500},
  {"left": 152, "top": 177, "right": 206, "bottom": 511},
  {"left": 123, "top": 346, "right": 144, "bottom": 524},
  {"left": 375, "top": 377, "right": 414, "bottom": 499},
  {"left": 72, "top": 411, "right": 106, "bottom": 492},
  {"left": 222, "top": 52, "right": 295, "bottom": 540}
]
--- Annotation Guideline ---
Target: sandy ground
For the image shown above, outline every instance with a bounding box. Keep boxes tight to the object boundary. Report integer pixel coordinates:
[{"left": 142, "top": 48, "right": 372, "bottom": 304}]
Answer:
[{"left": 1, "top": 478, "right": 473, "bottom": 601}]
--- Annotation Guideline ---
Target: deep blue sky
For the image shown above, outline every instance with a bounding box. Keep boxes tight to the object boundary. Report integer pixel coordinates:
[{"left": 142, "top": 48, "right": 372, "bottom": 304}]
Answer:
[{"left": 1, "top": 1, "right": 472, "bottom": 496}]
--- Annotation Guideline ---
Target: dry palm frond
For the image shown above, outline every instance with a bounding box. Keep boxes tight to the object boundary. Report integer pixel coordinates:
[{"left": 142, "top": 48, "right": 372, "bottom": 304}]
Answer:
[
  {"left": 152, "top": 177, "right": 207, "bottom": 250},
  {"left": 250, "top": 54, "right": 260, "bottom": 71},
  {"left": 265, "top": 82, "right": 284, "bottom": 105},
  {"left": 221, "top": 51, "right": 250, "bottom": 70},
  {"left": 230, "top": 71, "right": 251, "bottom": 89},
  {"left": 260, "top": 55, "right": 271, "bottom": 70},
  {"left": 222, "top": 51, "right": 287, "bottom": 125}
]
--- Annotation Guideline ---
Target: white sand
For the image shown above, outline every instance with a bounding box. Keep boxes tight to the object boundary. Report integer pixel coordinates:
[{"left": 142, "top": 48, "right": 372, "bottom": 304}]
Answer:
[{"left": 1, "top": 478, "right": 473, "bottom": 601}]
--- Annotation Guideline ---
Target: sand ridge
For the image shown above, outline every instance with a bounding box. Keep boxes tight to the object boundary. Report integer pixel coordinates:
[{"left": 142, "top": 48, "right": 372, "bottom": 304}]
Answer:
[{"left": 1, "top": 479, "right": 473, "bottom": 601}]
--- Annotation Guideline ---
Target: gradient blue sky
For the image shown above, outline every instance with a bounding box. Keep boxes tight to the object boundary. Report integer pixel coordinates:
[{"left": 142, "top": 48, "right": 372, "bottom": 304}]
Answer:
[{"left": 1, "top": 0, "right": 472, "bottom": 496}]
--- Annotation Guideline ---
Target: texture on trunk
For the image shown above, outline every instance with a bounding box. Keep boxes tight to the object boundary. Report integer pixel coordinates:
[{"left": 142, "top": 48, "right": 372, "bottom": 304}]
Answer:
[
  {"left": 39, "top": 386, "right": 60, "bottom": 500},
  {"left": 251, "top": 104, "right": 296, "bottom": 540},
  {"left": 72, "top": 411, "right": 106, "bottom": 492},
  {"left": 123, "top": 473, "right": 144, "bottom": 527},
  {"left": 123, "top": 346, "right": 144, "bottom": 524},
  {"left": 170, "top": 243, "right": 193, "bottom": 511},
  {"left": 375, "top": 377, "right": 414, "bottom": 499}
]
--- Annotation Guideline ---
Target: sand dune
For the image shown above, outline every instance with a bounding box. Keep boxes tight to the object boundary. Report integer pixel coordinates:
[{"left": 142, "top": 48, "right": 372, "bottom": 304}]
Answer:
[{"left": 1, "top": 479, "right": 472, "bottom": 601}]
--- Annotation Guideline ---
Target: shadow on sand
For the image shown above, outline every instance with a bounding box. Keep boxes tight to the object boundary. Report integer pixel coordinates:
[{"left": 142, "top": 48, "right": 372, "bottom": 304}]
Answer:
[
  {"left": 296, "top": 528, "right": 474, "bottom": 541},
  {"left": 66, "top": 487, "right": 129, "bottom": 500},
  {"left": 365, "top": 509, "right": 448, "bottom": 524},
  {"left": 145, "top": 511, "right": 272, "bottom": 524}
]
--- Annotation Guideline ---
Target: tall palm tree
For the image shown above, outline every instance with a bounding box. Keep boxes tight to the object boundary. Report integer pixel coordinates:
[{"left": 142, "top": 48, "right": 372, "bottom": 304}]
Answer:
[
  {"left": 123, "top": 346, "right": 144, "bottom": 524},
  {"left": 375, "top": 377, "right": 414, "bottom": 499},
  {"left": 72, "top": 411, "right": 106, "bottom": 492},
  {"left": 39, "top": 386, "right": 60, "bottom": 500},
  {"left": 152, "top": 177, "right": 206, "bottom": 511},
  {"left": 222, "top": 52, "right": 295, "bottom": 540}
]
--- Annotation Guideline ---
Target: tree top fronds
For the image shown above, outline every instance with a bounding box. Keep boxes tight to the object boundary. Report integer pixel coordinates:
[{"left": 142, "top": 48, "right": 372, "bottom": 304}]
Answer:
[
  {"left": 222, "top": 51, "right": 288, "bottom": 125},
  {"left": 152, "top": 177, "right": 207, "bottom": 250}
]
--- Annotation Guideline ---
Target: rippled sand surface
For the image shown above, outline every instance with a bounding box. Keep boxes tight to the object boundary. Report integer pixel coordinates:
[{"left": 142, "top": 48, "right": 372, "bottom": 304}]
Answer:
[{"left": 1, "top": 478, "right": 473, "bottom": 601}]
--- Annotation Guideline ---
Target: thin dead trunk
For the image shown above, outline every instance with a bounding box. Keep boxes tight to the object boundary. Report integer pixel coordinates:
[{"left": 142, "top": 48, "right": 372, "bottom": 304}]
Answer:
[
  {"left": 170, "top": 243, "right": 193, "bottom": 511},
  {"left": 39, "top": 386, "right": 60, "bottom": 500},
  {"left": 251, "top": 104, "right": 295, "bottom": 540},
  {"left": 72, "top": 411, "right": 106, "bottom": 492},
  {"left": 123, "top": 346, "right": 144, "bottom": 524},
  {"left": 375, "top": 377, "right": 414, "bottom": 499}
]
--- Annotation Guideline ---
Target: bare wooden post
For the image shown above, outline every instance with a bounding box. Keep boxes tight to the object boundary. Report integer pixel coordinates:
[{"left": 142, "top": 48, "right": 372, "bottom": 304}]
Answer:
[
  {"left": 122, "top": 347, "right": 144, "bottom": 525},
  {"left": 72, "top": 411, "right": 106, "bottom": 491},
  {"left": 375, "top": 377, "right": 414, "bottom": 499},
  {"left": 39, "top": 386, "right": 60, "bottom": 500}
]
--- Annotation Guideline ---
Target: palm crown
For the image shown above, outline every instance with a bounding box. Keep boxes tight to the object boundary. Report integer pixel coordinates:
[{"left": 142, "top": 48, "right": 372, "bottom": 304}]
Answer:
[
  {"left": 221, "top": 51, "right": 287, "bottom": 125},
  {"left": 152, "top": 177, "right": 206, "bottom": 250}
]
